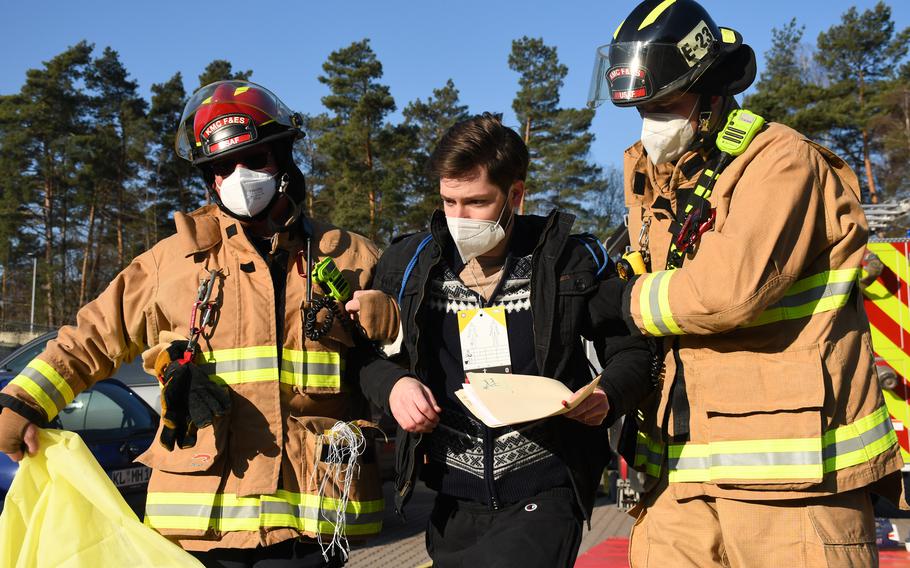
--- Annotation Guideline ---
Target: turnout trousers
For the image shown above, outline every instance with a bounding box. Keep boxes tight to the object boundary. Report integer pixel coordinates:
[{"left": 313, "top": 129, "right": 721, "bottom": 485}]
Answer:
[{"left": 629, "top": 479, "right": 877, "bottom": 568}]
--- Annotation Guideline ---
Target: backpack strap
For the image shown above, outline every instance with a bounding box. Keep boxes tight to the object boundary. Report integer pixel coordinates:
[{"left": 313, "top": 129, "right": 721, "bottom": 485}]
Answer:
[
  {"left": 571, "top": 233, "right": 611, "bottom": 279},
  {"left": 398, "top": 235, "right": 434, "bottom": 305}
]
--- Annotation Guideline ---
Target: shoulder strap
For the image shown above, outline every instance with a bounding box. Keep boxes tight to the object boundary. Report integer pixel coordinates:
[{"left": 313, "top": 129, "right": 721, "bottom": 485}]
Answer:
[
  {"left": 571, "top": 233, "right": 611, "bottom": 279},
  {"left": 664, "top": 108, "right": 766, "bottom": 270},
  {"left": 398, "top": 235, "right": 434, "bottom": 305}
]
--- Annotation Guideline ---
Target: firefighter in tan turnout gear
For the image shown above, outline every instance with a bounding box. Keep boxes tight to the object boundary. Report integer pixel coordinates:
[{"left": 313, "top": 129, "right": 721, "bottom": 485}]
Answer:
[
  {"left": 0, "top": 80, "right": 407, "bottom": 567},
  {"left": 588, "top": 0, "right": 905, "bottom": 565}
]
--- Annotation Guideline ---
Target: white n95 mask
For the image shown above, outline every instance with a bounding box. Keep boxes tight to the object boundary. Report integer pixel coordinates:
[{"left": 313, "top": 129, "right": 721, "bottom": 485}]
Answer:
[
  {"left": 217, "top": 166, "right": 277, "bottom": 217},
  {"left": 446, "top": 200, "right": 512, "bottom": 263},
  {"left": 640, "top": 112, "right": 696, "bottom": 165}
]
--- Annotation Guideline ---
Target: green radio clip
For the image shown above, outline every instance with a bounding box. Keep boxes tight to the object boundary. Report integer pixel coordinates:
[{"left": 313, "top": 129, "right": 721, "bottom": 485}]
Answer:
[
  {"left": 716, "top": 109, "right": 765, "bottom": 157},
  {"left": 312, "top": 257, "right": 352, "bottom": 303}
]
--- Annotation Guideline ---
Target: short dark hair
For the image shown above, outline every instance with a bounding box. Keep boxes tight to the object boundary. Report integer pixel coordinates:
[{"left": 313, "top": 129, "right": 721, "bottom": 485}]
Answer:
[{"left": 428, "top": 112, "right": 529, "bottom": 193}]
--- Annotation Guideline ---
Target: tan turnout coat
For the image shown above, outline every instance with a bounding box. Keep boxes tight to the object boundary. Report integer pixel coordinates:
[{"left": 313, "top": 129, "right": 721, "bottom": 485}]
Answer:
[
  {"left": 623, "top": 122, "right": 903, "bottom": 501},
  {"left": 1, "top": 204, "right": 399, "bottom": 551}
]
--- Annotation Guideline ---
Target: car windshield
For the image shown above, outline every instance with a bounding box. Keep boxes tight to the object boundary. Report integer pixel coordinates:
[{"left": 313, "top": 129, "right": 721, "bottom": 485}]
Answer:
[
  {"left": 52, "top": 381, "right": 157, "bottom": 442},
  {"left": 0, "top": 338, "right": 49, "bottom": 373}
]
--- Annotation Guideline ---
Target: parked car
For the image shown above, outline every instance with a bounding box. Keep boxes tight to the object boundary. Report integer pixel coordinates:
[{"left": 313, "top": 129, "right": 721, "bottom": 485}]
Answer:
[
  {"left": 0, "top": 331, "right": 160, "bottom": 412},
  {"left": 0, "top": 377, "right": 159, "bottom": 518}
]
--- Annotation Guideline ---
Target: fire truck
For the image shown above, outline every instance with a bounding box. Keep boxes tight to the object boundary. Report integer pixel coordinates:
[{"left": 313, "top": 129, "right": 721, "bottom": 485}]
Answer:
[{"left": 862, "top": 239, "right": 910, "bottom": 472}]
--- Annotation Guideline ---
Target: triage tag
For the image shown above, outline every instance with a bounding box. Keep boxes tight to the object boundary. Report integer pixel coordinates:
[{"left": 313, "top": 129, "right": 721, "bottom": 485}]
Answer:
[{"left": 457, "top": 306, "right": 513, "bottom": 373}]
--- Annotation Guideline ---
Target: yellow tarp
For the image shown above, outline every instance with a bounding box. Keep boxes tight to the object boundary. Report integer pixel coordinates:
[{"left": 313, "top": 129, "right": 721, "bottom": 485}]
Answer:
[{"left": 0, "top": 429, "right": 203, "bottom": 567}]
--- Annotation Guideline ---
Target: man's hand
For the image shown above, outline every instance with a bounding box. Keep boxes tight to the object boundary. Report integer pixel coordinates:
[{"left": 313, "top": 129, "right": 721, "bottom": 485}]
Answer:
[
  {"left": 0, "top": 409, "right": 39, "bottom": 462},
  {"left": 389, "top": 377, "right": 441, "bottom": 433},
  {"left": 563, "top": 387, "right": 610, "bottom": 426},
  {"left": 345, "top": 290, "right": 400, "bottom": 342}
]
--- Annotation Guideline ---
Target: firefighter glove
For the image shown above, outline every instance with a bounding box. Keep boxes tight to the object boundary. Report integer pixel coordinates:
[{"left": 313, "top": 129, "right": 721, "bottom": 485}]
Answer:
[{"left": 155, "top": 341, "right": 231, "bottom": 450}]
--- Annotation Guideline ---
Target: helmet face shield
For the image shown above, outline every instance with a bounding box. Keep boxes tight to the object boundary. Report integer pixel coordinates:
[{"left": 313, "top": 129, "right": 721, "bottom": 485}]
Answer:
[
  {"left": 175, "top": 80, "right": 301, "bottom": 164},
  {"left": 588, "top": 38, "right": 719, "bottom": 108}
]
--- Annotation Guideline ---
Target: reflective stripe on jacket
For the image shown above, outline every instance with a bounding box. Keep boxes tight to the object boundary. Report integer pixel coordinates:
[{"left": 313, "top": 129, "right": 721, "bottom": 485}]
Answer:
[
  {"left": 622, "top": 122, "right": 903, "bottom": 499},
  {"left": 1, "top": 204, "right": 404, "bottom": 551}
]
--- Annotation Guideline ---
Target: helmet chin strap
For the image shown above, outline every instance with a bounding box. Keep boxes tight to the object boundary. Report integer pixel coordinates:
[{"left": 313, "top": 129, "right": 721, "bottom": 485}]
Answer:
[
  {"left": 267, "top": 173, "right": 304, "bottom": 257},
  {"left": 690, "top": 95, "right": 737, "bottom": 153}
]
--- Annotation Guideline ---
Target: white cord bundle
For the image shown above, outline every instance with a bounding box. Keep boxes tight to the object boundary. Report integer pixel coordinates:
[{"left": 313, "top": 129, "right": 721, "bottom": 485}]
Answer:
[{"left": 313, "top": 420, "right": 367, "bottom": 562}]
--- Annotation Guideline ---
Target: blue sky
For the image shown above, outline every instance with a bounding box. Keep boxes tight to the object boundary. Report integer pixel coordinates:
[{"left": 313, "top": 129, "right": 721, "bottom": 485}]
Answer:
[{"left": 1, "top": 1, "right": 907, "bottom": 170}]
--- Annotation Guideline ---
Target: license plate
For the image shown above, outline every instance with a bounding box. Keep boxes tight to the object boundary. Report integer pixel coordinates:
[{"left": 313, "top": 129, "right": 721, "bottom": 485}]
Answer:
[{"left": 109, "top": 465, "right": 151, "bottom": 488}]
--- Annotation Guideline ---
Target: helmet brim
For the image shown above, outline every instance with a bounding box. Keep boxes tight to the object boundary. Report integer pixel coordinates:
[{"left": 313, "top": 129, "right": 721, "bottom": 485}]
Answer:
[{"left": 190, "top": 129, "right": 302, "bottom": 166}]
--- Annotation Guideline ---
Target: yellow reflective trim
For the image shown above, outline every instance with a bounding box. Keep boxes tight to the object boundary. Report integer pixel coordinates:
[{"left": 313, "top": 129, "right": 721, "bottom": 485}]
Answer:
[
  {"left": 746, "top": 294, "right": 850, "bottom": 328},
  {"left": 279, "top": 371, "right": 339, "bottom": 388},
  {"left": 634, "top": 431, "right": 664, "bottom": 477},
  {"left": 203, "top": 346, "right": 276, "bottom": 362},
  {"left": 667, "top": 406, "right": 896, "bottom": 483},
  {"left": 201, "top": 96, "right": 212, "bottom": 105},
  {"left": 784, "top": 268, "right": 858, "bottom": 296},
  {"left": 638, "top": 0, "right": 676, "bottom": 30},
  {"left": 823, "top": 405, "right": 890, "bottom": 446},
  {"left": 638, "top": 273, "right": 662, "bottom": 336},
  {"left": 146, "top": 490, "right": 385, "bottom": 534},
  {"left": 145, "top": 515, "right": 382, "bottom": 535},
  {"left": 657, "top": 270, "right": 683, "bottom": 335},
  {"left": 825, "top": 430, "right": 898, "bottom": 472},
  {"left": 282, "top": 349, "right": 341, "bottom": 365},
  {"left": 209, "top": 369, "right": 278, "bottom": 386},
  {"left": 720, "top": 28, "right": 736, "bottom": 44},
  {"left": 670, "top": 464, "right": 822, "bottom": 482},
  {"left": 669, "top": 437, "right": 821, "bottom": 458},
  {"left": 147, "top": 490, "right": 384, "bottom": 514},
  {"left": 10, "top": 376, "right": 55, "bottom": 419},
  {"left": 613, "top": 19, "right": 626, "bottom": 39},
  {"left": 260, "top": 119, "right": 276, "bottom": 127},
  {"left": 233, "top": 86, "right": 250, "bottom": 96},
  {"left": 11, "top": 359, "right": 75, "bottom": 419},
  {"left": 28, "top": 359, "right": 74, "bottom": 403}
]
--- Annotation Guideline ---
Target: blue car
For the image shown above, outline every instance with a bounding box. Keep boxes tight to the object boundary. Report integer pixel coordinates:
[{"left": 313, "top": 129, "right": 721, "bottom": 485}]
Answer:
[{"left": 0, "top": 373, "right": 159, "bottom": 518}]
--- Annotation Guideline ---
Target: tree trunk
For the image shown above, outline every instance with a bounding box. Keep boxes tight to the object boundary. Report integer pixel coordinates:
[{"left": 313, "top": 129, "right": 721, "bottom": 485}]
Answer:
[
  {"left": 43, "top": 175, "right": 55, "bottom": 327},
  {"left": 365, "top": 122, "right": 376, "bottom": 240},
  {"left": 0, "top": 267, "right": 6, "bottom": 330},
  {"left": 520, "top": 117, "right": 531, "bottom": 214},
  {"left": 858, "top": 73, "right": 878, "bottom": 203},
  {"left": 903, "top": 89, "right": 910, "bottom": 159},
  {"left": 79, "top": 198, "right": 96, "bottom": 307},
  {"left": 862, "top": 128, "right": 878, "bottom": 203}
]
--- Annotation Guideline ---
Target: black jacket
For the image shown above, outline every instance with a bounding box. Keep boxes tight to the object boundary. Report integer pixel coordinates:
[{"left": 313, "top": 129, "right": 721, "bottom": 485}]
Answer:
[{"left": 361, "top": 210, "right": 654, "bottom": 519}]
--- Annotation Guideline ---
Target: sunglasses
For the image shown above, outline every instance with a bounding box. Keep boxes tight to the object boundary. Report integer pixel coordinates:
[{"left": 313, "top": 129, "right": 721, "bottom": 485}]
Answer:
[{"left": 210, "top": 151, "right": 273, "bottom": 177}]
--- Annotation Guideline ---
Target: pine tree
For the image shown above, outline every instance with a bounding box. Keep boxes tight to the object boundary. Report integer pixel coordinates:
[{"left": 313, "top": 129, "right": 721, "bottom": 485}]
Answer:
[
  {"left": 744, "top": 19, "right": 826, "bottom": 135},
  {"left": 147, "top": 72, "right": 206, "bottom": 242},
  {"left": 5, "top": 42, "right": 93, "bottom": 326},
  {"left": 815, "top": 2, "right": 910, "bottom": 203},
  {"left": 509, "top": 37, "right": 617, "bottom": 236},
  {"left": 400, "top": 79, "right": 470, "bottom": 231},
  {"left": 197, "top": 60, "right": 252, "bottom": 89},
  {"left": 315, "top": 39, "right": 397, "bottom": 241},
  {"left": 84, "top": 47, "right": 149, "bottom": 279},
  {"left": 872, "top": 61, "right": 910, "bottom": 198}
]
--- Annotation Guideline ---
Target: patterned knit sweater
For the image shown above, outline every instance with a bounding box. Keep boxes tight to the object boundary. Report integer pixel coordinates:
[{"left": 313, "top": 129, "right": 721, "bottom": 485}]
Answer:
[{"left": 419, "top": 253, "right": 572, "bottom": 507}]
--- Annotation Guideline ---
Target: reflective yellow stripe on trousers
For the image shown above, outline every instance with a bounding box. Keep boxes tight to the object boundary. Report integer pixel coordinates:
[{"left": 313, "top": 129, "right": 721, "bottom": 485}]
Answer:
[
  {"left": 665, "top": 406, "right": 897, "bottom": 482},
  {"left": 144, "top": 490, "right": 384, "bottom": 536},
  {"left": 199, "top": 347, "right": 343, "bottom": 390},
  {"left": 637, "top": 268, "right": 860, "bottom": 337}
]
